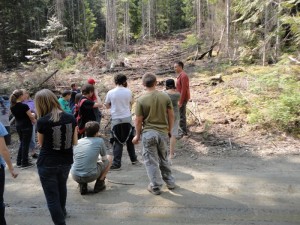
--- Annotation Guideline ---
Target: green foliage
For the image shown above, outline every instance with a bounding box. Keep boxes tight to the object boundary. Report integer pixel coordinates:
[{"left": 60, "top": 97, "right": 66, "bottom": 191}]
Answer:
[
  {"left": 182, "top": 34, "right": 200, "bottom": 49},
  {"left": 281, "top": 14, "right": 300, "bottom": 47},
  {"left": 245, "top": 66, "right": 300, "bottom": 134}
]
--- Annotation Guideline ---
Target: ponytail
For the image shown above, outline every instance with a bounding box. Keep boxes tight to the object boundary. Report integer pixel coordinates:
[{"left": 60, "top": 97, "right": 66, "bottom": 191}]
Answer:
[{"left": 10, "top": 89, "right": 23, "bottom": 108}]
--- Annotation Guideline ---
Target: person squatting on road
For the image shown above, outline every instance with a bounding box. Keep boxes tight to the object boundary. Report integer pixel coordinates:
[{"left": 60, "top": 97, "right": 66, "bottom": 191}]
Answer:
[
  {"left": 71, "top": 121, "right": 112, "bottom": 195},
  {"left": 105, "top": 74, "right": 140, "bottom": 170},
  {"left": 0, "top": 122, "right": 18, "bottom": 225},
  {"left": 132, "top": 73, "right": 176, "bottom": 195},
  {"left": 35, "top": 89, "right": 78, "bottom": 225},
  {"left": 10, "top": 89, "right": 36, "bottom": 169},
  {"left": 174, "top": 61, "right": 190, "bottom": 136}
]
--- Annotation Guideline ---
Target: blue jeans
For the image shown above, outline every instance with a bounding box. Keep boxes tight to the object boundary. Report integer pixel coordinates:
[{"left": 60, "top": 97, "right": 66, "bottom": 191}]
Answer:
[
  {"left": 38, "top": 165, "right": 71, "bottom": 225},
  {"left": 16, "top": 126, "right": 32, "bottom": 165},
  {"left": 0, "top": 165, "right": 6, "bottom": 225}
]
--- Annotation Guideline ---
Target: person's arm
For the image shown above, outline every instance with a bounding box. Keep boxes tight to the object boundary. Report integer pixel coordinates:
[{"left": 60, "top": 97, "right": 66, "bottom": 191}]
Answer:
[
  {"left": 73, "top": 126, "right": 78, "bottom": 145},
  {"left": 94, "top": 89, "right": 103, "bottom": 109},
  {"left": 0, "top": 137, "right": 18, "bottom": 178},
  {"left": 26, "top": 110, "right": 36, "bottom": 124},
  {"left": 37, "top": 132, "right": 44, "bottom": 146},
  {"left": 167, "top": 108, "right": 174, "bottom": 138},
  {"left": 104, "top": 102, "right": 111, "bottom": 109},
  {"left": 132, "top": 115, "right": 143, "bottom": 144}
]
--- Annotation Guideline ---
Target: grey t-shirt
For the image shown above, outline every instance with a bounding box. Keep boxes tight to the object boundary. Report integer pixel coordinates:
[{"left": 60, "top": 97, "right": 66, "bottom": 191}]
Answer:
[
  {"left": 166, "top": 92, "right": 180, "bottom": 121},
  {"left": 71, "top": 137, "right": 107, "bottom": 177}
]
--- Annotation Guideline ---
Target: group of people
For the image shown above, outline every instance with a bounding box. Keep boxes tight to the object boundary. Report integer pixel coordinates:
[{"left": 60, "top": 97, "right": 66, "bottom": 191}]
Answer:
[{"left": 0, "top": 61, "right": 190, "bottom": 225}]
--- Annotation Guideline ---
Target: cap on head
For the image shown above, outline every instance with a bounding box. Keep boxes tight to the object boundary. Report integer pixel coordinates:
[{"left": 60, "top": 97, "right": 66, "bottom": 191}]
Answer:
[{"left": 88, "top": 78, "right": 96, "bottom": 85}]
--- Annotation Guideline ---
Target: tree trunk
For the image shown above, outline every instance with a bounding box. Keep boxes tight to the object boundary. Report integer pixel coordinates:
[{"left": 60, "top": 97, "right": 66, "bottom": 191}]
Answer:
[
  {"left": 262, "top": 2, "right": 268, "bottom": 66},
  {"left": 196, "top": 0, "right": 202, "bottom": 38},
  {"left": 275, "top": 0, "right": 281, "bottom": 61},
  {"left": 226, "top": 0, "right": 231, "bottom": 57}
]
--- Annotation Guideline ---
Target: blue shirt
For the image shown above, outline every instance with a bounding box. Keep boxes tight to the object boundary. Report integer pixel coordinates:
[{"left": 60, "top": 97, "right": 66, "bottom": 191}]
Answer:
[{"left": 0, "top": 122, "right": 8, "bottom": 167}]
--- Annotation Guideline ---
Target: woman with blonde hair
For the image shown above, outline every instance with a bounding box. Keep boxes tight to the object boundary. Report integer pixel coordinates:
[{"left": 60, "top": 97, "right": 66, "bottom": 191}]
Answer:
[
  {"left": 10, "top": 89, "right": 36, "bottom": 169},
  {"left": 35, "top": 89, "right": 77, "bottom": 225}
]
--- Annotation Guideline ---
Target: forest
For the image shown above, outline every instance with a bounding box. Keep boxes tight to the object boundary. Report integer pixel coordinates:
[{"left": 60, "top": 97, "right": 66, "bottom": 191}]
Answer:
[
  {"left": 0, "top": 0, "right": 299, "bottom": 137},
  {"left": 0, "top": 0, "right": 300, "bottom": 69}
]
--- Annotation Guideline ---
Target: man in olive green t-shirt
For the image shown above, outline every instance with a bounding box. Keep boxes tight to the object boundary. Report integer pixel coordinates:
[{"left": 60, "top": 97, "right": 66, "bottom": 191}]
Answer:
[{"left": 132, "top": 73, "right": 176, "bottom": 195}]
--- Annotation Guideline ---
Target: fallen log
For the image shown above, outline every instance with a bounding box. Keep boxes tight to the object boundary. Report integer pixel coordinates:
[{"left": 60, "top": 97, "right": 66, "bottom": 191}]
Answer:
[{"left": 40, "top": 69, "right": 59, "bottom": 86}]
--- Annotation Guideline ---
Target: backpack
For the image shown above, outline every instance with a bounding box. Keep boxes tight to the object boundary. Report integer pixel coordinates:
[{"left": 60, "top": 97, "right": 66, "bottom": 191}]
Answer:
[{"left": 76, "top": 97, "right": 87, "bottom": 134}]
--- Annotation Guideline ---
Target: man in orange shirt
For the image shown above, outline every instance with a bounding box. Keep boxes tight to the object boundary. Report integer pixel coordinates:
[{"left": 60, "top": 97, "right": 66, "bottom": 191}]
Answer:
[{"left": 174, "top": 61, "right": 190, "bottom": 136}]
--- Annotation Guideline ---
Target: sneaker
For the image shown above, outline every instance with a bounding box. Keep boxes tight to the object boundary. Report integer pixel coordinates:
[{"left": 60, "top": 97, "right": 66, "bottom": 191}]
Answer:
[
  {"left": 79, "top": 183, "right": 88, "bottom": 195},
  {"left": 166, "top": 183, "right": 176, "bottom": 190},
  {"left": 147, "top": 184, "right": 161, "bottom": 195},
  {"left": 20, "top": 162, "right": 35, "bottom": 170},
  {"left": 132, "top": 160, "right": 143, "bottom": 166},
  {"left": 94, "top": 180, "right": 106, "bottom": 193},
  {"left": 16, "top": 163, "right": 21, "bottom": 168},
  {"left": 110, "top": 165, "right": 121, "bottom": 171}
]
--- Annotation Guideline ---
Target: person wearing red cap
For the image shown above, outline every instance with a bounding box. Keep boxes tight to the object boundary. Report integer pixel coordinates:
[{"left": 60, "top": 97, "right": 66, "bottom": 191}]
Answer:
[{"left": 87, "top": 78, "right": 102, "bottom": 123}]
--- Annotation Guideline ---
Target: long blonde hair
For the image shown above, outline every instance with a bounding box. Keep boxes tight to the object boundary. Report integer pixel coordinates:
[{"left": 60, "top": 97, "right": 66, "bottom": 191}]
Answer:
[{"left": 35, "top": 89, "right": 62, "bottom": 122}]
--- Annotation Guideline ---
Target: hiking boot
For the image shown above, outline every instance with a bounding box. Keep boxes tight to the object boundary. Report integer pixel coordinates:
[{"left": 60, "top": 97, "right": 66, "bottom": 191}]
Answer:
[
  {"left": 110, "top": 165, "right": 121, "bottom": 171},
  {"left": 132, "top": 160, "right": 143, "bottom": 166},
  {"left": 147, "top": 184, "right": 161, "bottom": 195},
  {"left": 166, "top": 183, "right": 176, "bottom": 190},
  {"left": 21, "top": 162, "right": 35, "bottom": 170},
  {"left": 79, "top": 183, "right": 88, "bottom": 195},
  {"left": 94, "top": 180, "right": 106, "bottom": 193}
]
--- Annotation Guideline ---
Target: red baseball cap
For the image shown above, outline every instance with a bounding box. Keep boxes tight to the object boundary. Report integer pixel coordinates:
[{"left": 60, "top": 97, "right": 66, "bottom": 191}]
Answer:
[{"left": 87, "top": 78, "right": 96, "bottom": 85}]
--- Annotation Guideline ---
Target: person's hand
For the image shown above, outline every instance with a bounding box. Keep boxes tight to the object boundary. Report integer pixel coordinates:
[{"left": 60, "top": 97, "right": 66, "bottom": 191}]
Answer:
[
  {"left": 132, "top": 135, "right": 140, "bottom": 144},
  {"left": 10, "top": 169, "right": 18, "bottom": 178}
]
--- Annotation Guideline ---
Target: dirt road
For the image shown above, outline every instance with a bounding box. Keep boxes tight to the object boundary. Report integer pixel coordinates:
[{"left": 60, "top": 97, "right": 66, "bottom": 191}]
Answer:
[{"left": 4, "top": 145, "right": 300, "bottom": 225}]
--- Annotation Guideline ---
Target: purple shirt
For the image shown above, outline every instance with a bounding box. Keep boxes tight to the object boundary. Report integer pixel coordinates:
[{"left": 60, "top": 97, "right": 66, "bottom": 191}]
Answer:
[{"left": 23, "top": 99, "right": 35, "bottom": 113}]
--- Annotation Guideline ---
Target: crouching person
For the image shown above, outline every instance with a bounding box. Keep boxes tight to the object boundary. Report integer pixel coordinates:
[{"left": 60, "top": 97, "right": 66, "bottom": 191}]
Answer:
[{"left": 71, "top": 121, "right": 111, "bottom": 195}]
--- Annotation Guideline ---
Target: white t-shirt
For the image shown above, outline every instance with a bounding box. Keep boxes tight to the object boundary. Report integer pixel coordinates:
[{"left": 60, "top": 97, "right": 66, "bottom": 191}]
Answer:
[{"left": 105, "top": 86, "right": 132, "bottom": 119}]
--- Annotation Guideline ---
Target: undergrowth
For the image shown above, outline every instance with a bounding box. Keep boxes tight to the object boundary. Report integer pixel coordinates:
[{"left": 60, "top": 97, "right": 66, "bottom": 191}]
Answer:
[{"left": 217, "top": 64, "right": 300, "bottom": 137}]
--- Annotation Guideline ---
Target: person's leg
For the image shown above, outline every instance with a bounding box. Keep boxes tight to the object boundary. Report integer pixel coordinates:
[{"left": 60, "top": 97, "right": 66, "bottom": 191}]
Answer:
[
  {"left": 142, "top": 131, "right": 163, "bottom": 190},
  {"left": 112, "top": 141, "right": 123, "bottom": 168},
  {"left": 126, "top": 135, "right": 138, "bottom": 163},
  {"left": 94, "top": 160, "right": 111, "bottom": 193},
  {"left": 179, "top": 101, "right": 188, "bottom": 134},
  {"left": 57, "top": 165, "right": 71, "bottom": 217},
  {"left": 21, "top": 127, "right": 32, "bottom": 166},
  {"left": 0, "top": 165, "right": 6, "bottom": 225},
  {"left": 29, "top": 125, "right": 37, "bottom": 156},
  {"left": 38, "top": 166, "right": 66, "bottom": 225},
  {"left": 16, "top": 128, "right": 22, "bottom": 166},
  {"left": 158, "top": 134, "right": 175, "bottom": 188}
]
